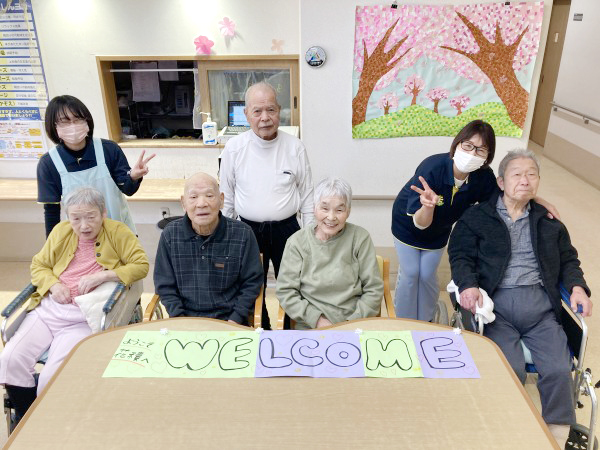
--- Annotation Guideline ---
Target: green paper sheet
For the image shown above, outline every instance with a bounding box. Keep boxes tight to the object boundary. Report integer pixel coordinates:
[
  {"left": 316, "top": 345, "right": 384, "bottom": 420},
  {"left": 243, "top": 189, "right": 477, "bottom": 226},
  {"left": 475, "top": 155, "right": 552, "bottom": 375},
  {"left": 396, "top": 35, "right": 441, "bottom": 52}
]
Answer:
[
  {"left": 359, "top": 331, "right": 423, "bottom": 378},
  {"left": 102, "top": 330, "right": 259, "bottom": 378}
]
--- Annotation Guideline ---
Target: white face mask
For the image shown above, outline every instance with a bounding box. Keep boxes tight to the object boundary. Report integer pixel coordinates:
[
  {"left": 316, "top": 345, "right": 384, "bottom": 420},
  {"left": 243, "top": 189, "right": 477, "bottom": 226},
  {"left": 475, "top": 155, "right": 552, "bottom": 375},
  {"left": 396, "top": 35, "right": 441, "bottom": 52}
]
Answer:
[
  {"left": 57, "top": 122, "right": 89, "bottom": 146},
  {"left": 453, "top": 150, "right": 487, "bottom": 173}
]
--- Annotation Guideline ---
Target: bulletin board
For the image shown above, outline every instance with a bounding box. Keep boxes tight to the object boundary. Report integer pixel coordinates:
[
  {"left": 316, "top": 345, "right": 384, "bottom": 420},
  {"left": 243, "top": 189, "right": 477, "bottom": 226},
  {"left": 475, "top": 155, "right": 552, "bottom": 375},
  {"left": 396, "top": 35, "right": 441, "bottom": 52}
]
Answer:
[{"left": 0, "top": 0, "right": 49, "bottom": 159}]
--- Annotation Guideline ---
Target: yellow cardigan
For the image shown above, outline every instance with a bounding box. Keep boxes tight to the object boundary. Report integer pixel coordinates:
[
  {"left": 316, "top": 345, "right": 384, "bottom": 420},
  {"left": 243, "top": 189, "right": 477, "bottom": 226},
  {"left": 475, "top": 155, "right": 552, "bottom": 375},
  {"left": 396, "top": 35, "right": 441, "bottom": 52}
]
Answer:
[{"left": 29, "top": 218, "right": 149, "bottom": 310}]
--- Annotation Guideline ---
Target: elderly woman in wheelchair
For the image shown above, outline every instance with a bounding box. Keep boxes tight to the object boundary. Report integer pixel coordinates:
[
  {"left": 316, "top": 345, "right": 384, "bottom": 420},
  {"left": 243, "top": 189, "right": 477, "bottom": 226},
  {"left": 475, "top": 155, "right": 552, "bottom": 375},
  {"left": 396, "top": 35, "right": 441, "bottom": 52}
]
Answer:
[
  {"left": 448, "top": 149, "right": 593, "bottom": 448},
  {"left": 276, "top": 177, "right": 384, "bottom": 329},
  {"left": 0, "top": 187, "right": 148, "bottom": 425}
]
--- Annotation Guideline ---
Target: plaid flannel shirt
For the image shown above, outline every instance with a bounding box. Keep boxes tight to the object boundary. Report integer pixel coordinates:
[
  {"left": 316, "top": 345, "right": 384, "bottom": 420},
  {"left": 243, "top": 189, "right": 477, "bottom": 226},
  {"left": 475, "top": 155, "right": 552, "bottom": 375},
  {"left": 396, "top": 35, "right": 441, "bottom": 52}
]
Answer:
[{"left": 154, "top": 213, "right": 263, "bottom": 324}]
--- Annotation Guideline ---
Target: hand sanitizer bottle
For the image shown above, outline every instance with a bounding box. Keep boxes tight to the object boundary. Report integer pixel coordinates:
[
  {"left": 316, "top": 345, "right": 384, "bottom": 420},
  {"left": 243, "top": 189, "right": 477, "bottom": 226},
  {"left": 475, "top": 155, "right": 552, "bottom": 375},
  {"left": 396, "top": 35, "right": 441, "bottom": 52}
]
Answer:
[{"left": 200, "top": 112, "right": 217, "bottom": 145}]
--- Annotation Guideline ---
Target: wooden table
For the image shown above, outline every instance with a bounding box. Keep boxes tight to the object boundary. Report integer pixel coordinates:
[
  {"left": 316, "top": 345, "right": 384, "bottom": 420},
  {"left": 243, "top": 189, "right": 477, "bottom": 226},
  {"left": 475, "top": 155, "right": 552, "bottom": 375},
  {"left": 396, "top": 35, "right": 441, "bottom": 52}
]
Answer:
[{"left": 5, "top": 318, "right": 557, "bottom": 449}]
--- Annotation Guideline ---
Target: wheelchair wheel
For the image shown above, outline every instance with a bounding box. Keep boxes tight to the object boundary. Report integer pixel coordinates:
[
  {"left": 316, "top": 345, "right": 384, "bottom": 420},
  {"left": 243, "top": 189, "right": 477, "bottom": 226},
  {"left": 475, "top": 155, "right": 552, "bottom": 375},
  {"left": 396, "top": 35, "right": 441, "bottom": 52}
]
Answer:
[
  {"left": 566, "top": 424, "right": 598, "bottom": 450},
  {"left": 4, "top": 394, "right": 15, "bottom": 435},
  {"left": 432, "top": 300, "right": 449, "bottom": 325},
  {"left": 449, "top": 311, "right": 464, "bottom": 329},
  {"left": 129, "top": 302, "right": 144, "bottom": 324}
]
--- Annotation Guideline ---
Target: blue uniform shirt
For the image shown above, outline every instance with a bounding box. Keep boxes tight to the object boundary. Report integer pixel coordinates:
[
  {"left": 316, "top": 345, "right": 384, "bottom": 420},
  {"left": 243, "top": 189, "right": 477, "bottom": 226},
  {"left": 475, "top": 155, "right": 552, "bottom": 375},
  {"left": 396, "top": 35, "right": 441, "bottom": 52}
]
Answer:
[
  {"left": 392, "top": 153, "right": 497, "bottom": 250},
  {"left": 37, "top": 138, "right": 140, "bottom": 203}
]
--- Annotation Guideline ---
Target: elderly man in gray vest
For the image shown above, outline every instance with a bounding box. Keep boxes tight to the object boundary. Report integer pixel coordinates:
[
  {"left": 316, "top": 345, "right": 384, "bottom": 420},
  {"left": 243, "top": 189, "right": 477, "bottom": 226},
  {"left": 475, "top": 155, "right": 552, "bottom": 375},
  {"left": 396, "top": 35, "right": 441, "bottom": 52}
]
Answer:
[{"left": 448, "top": 149, "right": 592, "bottom": 447}]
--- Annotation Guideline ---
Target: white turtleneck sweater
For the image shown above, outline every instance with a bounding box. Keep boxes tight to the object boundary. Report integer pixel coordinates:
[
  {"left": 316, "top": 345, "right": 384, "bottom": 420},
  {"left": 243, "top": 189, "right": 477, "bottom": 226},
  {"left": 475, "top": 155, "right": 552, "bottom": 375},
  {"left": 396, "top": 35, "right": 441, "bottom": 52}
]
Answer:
[{"left": 220, "top": 130, "right": 314, "bottom": 226}]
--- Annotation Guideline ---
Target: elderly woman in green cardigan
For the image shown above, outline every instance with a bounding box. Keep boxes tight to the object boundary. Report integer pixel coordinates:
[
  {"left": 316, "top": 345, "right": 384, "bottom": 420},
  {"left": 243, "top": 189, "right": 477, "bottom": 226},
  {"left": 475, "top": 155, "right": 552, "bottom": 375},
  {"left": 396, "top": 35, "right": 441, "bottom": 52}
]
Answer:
[{"left": 276, "top": 177, "right": 383, "bottom": 329}]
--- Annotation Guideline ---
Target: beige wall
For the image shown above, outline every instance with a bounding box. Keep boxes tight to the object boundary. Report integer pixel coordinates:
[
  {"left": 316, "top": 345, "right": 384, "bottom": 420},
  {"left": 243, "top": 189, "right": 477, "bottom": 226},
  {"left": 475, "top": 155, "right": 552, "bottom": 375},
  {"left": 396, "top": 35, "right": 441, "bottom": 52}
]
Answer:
[{"left": 545, "top": 0, "right": 600, "bottom": 185}]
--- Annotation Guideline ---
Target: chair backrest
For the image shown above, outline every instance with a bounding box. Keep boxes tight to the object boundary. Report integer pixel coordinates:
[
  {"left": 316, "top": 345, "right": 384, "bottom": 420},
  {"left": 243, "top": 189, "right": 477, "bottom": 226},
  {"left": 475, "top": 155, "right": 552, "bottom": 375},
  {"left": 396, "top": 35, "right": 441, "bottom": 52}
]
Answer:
[{"left": 376, "top": 255, "right": 395, "bottom": 318}]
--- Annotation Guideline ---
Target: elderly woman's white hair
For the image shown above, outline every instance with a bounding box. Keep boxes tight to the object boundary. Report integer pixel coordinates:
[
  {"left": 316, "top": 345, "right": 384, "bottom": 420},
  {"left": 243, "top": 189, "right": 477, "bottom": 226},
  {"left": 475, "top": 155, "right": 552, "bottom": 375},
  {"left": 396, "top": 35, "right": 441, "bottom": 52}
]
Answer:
[
  {"left": 62, "top": 186, "right": 106, "bottom": 214},
  {"left": 314, "top": 177, "right": 352, "bottom": 209},
  {"left": 498, "top": 148, "right": 540, "bottom": 178}
]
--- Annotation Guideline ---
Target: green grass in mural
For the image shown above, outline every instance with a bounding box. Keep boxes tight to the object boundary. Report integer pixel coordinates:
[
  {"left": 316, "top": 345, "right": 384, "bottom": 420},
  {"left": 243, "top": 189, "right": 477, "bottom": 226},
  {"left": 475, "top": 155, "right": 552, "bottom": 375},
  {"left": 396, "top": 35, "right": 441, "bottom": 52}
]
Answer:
[{"left": 352, "top": 103, "right": 522, "bottom": 139}]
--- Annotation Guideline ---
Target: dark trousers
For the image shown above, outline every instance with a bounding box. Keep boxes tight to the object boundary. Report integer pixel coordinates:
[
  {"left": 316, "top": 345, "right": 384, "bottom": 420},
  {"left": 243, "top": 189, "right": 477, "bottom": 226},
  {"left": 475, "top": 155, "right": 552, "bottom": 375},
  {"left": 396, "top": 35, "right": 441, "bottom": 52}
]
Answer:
[
  {"left": 5, "top": 385, "right": 37, "bottom": 428},
  {"left": 240, "top": 214, "right": 300, "bottom": 330},
  {"left": 484, "top": 285, "right": 575, "bottom": 425}
]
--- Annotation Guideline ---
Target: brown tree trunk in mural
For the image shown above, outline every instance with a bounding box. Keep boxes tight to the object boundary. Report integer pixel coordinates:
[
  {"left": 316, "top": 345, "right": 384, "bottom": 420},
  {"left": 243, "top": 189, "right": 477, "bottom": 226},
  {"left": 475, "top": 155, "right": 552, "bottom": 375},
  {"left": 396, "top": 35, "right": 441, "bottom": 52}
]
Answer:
[
  {"left": 433, "top": 100, "right": 440, "bottom": 113},
  {"left": 441, "top": 12, "right": 529, "bottom": 129},
  {"left": 384, "top": 105, "right": 390, "bottom": 115},
  {"left": 352, "top": 20, "right": 410, "bottom": 127},
  {"left": 410, "top": 89, "right": 419, "bottom": 105}
]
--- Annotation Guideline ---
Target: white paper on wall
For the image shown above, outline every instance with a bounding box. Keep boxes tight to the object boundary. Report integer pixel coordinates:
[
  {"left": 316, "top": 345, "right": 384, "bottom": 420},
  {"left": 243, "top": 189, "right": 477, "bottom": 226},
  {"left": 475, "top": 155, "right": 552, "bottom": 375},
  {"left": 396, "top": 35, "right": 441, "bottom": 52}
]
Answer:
[
  {"left": 131, "top": 62, "right": 160, "bottom": 102},
  {"left": 158, "top": 61, "right": 179, "bottom": 81}
]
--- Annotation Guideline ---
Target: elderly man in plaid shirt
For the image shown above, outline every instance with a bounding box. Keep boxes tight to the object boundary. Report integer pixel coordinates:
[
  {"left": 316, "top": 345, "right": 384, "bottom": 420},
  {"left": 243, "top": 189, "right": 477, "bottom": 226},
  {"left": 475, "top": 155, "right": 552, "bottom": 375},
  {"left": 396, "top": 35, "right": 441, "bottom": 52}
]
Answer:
[{"left": 154, "top": 172, "right": 263, "bottom": 324}]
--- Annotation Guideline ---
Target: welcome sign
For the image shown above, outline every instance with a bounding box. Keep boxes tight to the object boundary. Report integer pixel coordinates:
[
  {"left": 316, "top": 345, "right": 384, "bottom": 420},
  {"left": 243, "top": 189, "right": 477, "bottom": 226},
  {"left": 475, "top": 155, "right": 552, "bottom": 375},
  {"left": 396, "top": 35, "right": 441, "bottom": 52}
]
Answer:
[{"left": 103, "top": 330, "right": 479, "bottom": 379}]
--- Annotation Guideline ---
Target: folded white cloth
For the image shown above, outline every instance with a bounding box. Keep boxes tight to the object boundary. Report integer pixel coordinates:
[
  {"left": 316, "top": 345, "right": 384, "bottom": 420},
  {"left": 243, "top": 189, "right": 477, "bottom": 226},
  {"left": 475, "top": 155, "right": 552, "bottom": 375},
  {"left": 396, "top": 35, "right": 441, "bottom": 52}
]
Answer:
[
  {"left": 74, "top": 281, "right": 119, "bottom": 333},
  {"left": 446, "top": 280, "right": 496, "bottom": 324}
]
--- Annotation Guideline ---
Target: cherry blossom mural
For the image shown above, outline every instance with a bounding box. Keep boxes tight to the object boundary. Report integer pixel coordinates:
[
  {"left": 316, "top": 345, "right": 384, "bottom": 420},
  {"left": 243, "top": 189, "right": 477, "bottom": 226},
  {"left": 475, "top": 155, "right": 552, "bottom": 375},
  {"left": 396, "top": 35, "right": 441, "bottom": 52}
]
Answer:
[
  {"left": 426, "top": 87, "right": 449, "bottom": 113},
  {"left": 352, "top": 2, "right": 544, "bottom": 138},
  {"left": 377, "top": 92, "right": 399, "bottom": 115},
  {"left": 404, "top": 75, "right": 425, "bottom": 106},
  {"left": 450, "top": 95, "right": 470, "bottom": 115}
]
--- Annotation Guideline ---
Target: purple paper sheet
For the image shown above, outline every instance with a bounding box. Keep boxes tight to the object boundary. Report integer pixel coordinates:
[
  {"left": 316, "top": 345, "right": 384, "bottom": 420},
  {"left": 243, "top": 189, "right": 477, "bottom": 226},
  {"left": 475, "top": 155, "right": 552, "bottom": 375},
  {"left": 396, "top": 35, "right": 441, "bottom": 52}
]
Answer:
[
  {"left": 411, "top": 331, "right": 480, "bottom": 378},
  {"left": 255, "top": 330, "right": 365, "bottom": 378}
]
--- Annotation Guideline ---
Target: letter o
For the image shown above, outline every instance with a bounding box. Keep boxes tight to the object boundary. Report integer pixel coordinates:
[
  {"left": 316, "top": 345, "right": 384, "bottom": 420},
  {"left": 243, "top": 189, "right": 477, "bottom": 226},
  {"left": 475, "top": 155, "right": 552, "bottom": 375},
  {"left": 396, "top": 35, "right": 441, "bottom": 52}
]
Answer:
[{"left": 325, "top": 342, "right": 361, "bottom": 367}]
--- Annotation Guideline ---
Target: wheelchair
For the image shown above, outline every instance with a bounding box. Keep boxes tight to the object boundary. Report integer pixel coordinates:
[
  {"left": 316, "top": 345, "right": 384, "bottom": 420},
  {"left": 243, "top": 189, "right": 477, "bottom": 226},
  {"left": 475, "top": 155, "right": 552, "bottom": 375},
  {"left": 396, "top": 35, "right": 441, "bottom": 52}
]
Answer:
[
  {"left": 1, "top": 280, "right": 145, "bottom": 434},
  {"left": 447, "top": 284, "right": 598, "bottom": 450}
]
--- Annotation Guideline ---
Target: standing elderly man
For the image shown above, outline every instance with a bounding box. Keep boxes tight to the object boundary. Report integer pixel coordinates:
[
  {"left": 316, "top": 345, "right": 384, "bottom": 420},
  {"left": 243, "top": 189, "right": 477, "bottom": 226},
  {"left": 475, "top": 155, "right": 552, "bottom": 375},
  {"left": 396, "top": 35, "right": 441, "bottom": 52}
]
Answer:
[
  {"left": 448, "top": 149, "right": 592, "bottom": 446},
  {"left": 220, "top": 81, "right": 314, "bottom": 329},
  {"left": 154, "top": 172, "right": 263, "bottom": 324}
]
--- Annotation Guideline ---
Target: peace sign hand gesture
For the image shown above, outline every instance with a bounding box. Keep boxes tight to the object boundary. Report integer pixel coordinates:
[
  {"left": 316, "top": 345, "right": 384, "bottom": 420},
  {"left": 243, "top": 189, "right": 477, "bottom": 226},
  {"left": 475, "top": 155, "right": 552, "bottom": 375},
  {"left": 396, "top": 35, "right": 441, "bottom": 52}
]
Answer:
[
  {"left": 410, "top": 176, "right": 439, "bottom": 209},
  {"left": 129, "top": 150, "right": 156, "bottom": 181}
]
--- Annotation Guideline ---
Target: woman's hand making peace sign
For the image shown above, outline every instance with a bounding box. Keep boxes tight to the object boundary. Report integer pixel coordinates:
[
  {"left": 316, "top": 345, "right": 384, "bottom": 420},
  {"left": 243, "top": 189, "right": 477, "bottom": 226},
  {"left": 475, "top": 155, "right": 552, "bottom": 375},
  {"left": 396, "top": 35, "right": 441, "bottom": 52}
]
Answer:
[
  {"left": 129, "top": 150, "right": 156, "bottom": 181},
  {"left": 410, "top": 176, "right": 439, "bottom": 209}
]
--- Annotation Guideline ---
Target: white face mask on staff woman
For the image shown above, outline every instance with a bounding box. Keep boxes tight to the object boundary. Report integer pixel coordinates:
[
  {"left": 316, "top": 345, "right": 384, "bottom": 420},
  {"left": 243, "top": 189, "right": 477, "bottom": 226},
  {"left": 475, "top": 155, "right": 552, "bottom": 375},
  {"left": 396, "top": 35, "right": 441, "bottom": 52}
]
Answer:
[
  {"left": 56, "top": 120, "right": 89, "bottom": 147},
  {"left": 453, "top": 140, "right": 488, "bottom": 174}
]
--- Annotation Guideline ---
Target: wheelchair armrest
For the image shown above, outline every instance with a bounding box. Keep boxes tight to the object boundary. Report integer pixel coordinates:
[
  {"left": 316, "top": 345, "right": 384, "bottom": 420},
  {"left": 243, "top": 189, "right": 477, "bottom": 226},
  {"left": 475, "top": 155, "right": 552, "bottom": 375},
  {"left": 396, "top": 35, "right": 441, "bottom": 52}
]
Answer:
[
  {"left": 559, "top": 283, "right": 585, "bottom": 314},
  {"left": 558, "top": 283, "right": 587, "bottom": 364},
  {"left": 102, "top": 282, "right": 127, "bottom": 314},
  {"left": 1, "top": 284, "right": 36, "bottom": 318}
]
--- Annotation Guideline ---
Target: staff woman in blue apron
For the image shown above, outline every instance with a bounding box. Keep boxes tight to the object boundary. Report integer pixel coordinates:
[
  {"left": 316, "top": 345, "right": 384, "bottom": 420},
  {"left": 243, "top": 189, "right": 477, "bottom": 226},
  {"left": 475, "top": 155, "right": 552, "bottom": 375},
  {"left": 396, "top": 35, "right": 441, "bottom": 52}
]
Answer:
[{"left": 37, "top": 95, "right": 155, "bottom": 237}]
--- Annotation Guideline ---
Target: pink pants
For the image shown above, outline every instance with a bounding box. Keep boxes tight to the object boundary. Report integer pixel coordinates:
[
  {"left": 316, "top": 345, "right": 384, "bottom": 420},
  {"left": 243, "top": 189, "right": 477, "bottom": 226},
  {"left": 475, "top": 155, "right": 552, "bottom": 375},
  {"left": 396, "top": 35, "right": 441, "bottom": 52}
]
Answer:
[{"left": 0, "top": 296, "right": 91, "bottom": 395}]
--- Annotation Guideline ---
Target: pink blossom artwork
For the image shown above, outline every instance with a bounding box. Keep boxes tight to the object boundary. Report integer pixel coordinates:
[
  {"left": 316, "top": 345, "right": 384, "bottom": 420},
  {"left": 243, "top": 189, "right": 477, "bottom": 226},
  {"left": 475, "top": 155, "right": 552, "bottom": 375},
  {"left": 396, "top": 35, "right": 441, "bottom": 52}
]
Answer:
[
  {"left": 425, "top": 87, "right": 449, "bottom": 113},
  {"left": 219, "top": 17, "right": 236, "bottom": 37},
  {"left": 194, "top": 35, "right": 214, "bottom": 55},
  {"left": 377, "top": 92, "right": 399, "bottom": 115},
  {"left": 449, "top": 95, "right": 470, "bottom": 115},
  {"left": 271, "top": 39, "right": 285, "bottom": 54},
  {"left": 404, "top": 74, "right": 425, "bottom": 106},
  {"left": 352, "top": 2, "right": 544, "bottom": 138}
]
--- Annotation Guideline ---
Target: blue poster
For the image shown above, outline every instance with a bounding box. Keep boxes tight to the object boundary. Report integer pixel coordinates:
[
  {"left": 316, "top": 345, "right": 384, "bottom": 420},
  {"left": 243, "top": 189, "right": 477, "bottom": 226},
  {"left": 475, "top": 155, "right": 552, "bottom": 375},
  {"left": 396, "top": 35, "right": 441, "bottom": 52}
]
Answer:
[{"left": 0, "top": 0, "right": 48, "bottom": 158}]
